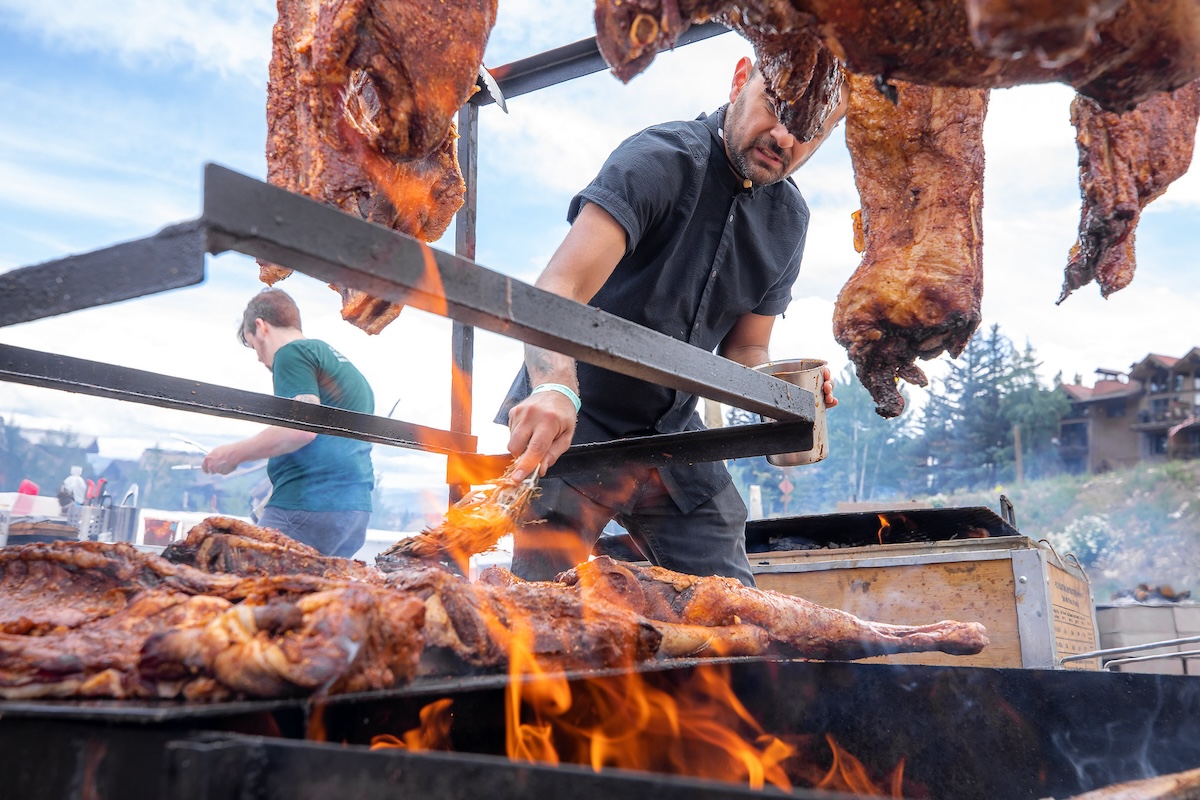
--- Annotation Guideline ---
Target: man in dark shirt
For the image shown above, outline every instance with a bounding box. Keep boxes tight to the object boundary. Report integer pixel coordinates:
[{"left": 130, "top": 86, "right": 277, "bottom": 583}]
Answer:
[
  {"left": 498, "top": 58, "right": 844, "bottom": 586},
  {"left": 203, "top": 289, "right": 375, "bottom": 557}
]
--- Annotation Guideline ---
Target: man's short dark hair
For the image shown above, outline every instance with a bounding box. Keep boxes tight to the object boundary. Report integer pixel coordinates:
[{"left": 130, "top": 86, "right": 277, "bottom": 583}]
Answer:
[{"left": 239, "top": 288, "right": 302, "bottom": 345}]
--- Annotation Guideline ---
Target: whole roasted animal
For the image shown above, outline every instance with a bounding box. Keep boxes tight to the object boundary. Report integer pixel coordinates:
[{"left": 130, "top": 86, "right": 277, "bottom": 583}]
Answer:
[
  {"left": 263, "top": 0, "right": 497, "bottom": 334},
  {"left": 558, "top": 556, "right": 990, "bottom": 660},
  {"left": 593, "top": 0, "right": 1200, "bottom": 112}
]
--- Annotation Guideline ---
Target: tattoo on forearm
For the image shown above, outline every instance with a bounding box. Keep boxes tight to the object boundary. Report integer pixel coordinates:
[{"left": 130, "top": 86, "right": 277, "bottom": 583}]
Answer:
[{"left": 526, "top": 345, "right": 577, "bottom": 387}]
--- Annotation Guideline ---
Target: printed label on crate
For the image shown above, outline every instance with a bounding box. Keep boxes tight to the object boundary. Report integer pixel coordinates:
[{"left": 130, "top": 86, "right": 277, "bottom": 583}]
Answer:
[{"left": 1050, "top": 566, "right": 1098, "bottom": 669}]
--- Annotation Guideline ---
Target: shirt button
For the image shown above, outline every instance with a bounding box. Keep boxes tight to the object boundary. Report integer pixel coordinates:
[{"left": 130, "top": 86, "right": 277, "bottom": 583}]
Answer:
[
  {"left": 711, "top": 270, "right": 718, "bottom": 278},
  {"left": 728, "top": 214, "right": 734, "bottom": 222}
]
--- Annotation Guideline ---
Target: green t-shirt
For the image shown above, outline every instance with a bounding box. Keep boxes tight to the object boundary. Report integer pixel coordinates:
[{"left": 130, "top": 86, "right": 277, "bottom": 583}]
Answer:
[{"left": 266, "top": 339, "right": 375, "bottom": 512}]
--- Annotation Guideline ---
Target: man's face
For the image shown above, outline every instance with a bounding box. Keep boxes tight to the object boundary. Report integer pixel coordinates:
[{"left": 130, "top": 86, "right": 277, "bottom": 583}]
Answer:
[
  {"left": 723, "top": 72, "right": 799, "bottom": 186},
  {"left": 242, "top": 324, "right": 273, "bottom": 371}
]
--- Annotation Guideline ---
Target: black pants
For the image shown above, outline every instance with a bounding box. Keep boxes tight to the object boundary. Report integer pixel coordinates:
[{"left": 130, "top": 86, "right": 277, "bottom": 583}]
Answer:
[{"left": 510, "top": 470, "right": 755, "bottom": 587}]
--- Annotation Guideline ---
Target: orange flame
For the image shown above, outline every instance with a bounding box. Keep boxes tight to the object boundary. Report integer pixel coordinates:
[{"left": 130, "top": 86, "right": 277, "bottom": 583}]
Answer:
[
  {"left": 370, "top": 698, "right": 456, "bottom": 752},
  {"left": 504, "top": 615, "right": 794, "bottom": 790},
  {"left": 815, "top": 735, "right": 906, "bottom": 797},
  {"left": 877, "top": 514, "right": 891, "bottom": 546}
]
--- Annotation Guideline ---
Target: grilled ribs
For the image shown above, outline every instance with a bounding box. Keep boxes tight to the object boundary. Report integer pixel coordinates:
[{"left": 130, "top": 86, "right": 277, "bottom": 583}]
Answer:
[
  {"left": 263, "top": 0, "right": 496, "bottom": 334},
  {"left": 834, "top": 75, "right": 988, "bottom": 418}
]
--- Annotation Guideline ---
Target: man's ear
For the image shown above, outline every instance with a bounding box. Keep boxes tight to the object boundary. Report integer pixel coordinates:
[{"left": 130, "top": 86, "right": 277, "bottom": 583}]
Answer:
[
  {"left": 254, "top": 317, "right": 270, "bottom": 338},
  {"left": 729, "top": 56, "right": 753, "bottom": 104}
]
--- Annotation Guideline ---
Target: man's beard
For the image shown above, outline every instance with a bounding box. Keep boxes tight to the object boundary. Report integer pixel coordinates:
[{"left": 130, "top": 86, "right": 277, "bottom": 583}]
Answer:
[{"left": 728, "top": 132, "right": 791, "bottom": 186}]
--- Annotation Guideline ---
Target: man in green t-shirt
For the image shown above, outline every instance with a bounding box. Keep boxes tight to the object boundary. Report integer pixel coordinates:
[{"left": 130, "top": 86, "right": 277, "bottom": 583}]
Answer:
[{"left": 203, "top": 289, "right": 375, "bottom": 557}]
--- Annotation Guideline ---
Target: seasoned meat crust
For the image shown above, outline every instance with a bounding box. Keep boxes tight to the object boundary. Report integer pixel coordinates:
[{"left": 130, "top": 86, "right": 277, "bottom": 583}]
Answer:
[{"left": 262, "top": 0, "right": 496, "bottom": 334}]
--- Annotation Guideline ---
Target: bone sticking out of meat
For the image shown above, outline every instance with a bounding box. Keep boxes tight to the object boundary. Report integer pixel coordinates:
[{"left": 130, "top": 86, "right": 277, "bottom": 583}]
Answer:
[
  {"left": 560, "top": 557, "right": 990, "bottom": 660},
  {"left": 263, "top": 0, "right": 496, "bottom": 334},
  {"left": 833, "top": 75, "right": 988, "bottom": 418},
  {"left": 594, "top": 0, "right": 1200, "bottom": 112},
  {"left": 595, "top": 0, "right": 843, "bottom": 143},
  {"left": 713, "top": 5, "right": 844, "bottom": 143},
  {"left": 376, "top": 468, "right": 539, "bottom": 575},
  {"left": 1059, "top": 79, "right": 1200, "bottom": 303}
]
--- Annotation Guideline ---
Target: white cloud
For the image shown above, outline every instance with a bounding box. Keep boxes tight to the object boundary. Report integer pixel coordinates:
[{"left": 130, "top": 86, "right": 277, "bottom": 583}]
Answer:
[
  {"left": 0, "top": 0, "right": 274, "bottom": 82},
  {"left": 3, "top": 2, "right": 1200, "bottom": 506}
]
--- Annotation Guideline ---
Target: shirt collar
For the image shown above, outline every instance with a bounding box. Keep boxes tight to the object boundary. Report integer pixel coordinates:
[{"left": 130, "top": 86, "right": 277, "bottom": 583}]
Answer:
[{"left": 702, "top": 105, "right": 763, "bottom": 196}]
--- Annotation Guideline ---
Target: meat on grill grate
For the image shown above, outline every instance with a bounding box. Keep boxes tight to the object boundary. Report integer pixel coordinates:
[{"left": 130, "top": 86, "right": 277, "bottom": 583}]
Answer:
[{"left": 0, "top": 518, "right": 987, "bottom": 700}]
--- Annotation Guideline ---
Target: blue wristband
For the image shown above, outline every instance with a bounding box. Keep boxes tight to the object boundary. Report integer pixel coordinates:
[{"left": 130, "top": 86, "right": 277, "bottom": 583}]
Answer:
[{"left": 531, "top": 383, "right": 581, "bottom": 413}]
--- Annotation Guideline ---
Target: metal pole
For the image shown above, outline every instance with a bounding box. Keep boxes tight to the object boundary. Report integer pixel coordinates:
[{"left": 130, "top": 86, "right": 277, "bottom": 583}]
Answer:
[{"left": 449, "top": 102, "right": 480, "bottom": 505}]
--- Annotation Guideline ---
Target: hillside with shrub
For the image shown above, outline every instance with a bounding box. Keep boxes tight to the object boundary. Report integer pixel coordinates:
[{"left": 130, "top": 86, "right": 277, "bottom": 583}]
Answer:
[{"left": 917, "top": 460, "right": 1200, "bottom": 603}]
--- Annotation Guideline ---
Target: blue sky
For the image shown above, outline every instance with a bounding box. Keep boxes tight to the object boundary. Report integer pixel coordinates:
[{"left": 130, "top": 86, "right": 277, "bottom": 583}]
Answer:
[{"left": 2, "top": 0, "right": 1199, "bottom": 507}]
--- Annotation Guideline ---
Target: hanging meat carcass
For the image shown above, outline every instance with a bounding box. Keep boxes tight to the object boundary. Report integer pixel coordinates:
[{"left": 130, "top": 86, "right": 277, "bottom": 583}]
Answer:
[
  {"left": 262, "top": 0, "right": 497, "bottom": 334},
  {"left": 592, "top": 0, "right": 1200, "bottom": 415}
]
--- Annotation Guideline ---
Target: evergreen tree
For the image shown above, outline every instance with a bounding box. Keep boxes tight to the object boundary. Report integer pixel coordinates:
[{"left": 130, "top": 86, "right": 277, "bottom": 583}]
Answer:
[
  {"left": 725, "top": 365, "right": 916, "bottom": 514},
  {"left": 916, "top": 324, "right": 1067, "bottom": 492}
]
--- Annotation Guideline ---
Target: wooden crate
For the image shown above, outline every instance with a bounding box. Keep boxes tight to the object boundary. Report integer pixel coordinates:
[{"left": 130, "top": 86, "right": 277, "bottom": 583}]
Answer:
[{"left": 750, "top": 535, "right": 1100, "bottom": 670}]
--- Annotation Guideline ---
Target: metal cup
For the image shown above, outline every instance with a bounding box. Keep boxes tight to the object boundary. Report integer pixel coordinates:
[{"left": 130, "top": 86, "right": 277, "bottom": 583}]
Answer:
[{"left": 753, "top": 358, "right": 829, "bottom": 467}]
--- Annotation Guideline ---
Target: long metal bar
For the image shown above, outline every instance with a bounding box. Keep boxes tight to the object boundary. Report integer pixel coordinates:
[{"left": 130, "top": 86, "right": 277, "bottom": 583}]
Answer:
[
  {"left": 475, "top": 21, "right": 730, "bottom": 106},
  {"left": 0, "top": 221, "right": 207, "bottom": 328},
  {"left": 1060, "top": 634, "right": 1200, "bottom": 664},
  {"left": 202, "top": 164, "right": 814, "bottom": 423},
  {"left": 0, "top": 343, "right": 475, "bottom": 454},
  {"left": 450, "top": 102, "right": 481, "bottom": 503},
  {"left": 447, "top": 419, "right": 813, "bottom": 483},
  {"left": 1103, "top": 649, "right": 1200, "bottom": 671}
]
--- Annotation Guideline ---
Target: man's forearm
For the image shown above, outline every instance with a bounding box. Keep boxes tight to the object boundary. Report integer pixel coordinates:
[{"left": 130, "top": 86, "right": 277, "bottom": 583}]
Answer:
[
  {"left": 720, "top": 344, "right": 771, "bottom": 370},
  {"left": 233, "top": 426, "right": 317, "bottom": 462},
  {"left": 525, "top": 344, "right": 578, "bottom": 390}
]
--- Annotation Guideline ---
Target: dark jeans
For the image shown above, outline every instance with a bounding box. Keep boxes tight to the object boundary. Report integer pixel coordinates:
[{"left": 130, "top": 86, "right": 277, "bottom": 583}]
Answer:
[
  {"left": 511, "top": 471, "right": 755, "bottom": 587},
  {"left": 258, "top": 507, "right": 370, "bottom": 558}
]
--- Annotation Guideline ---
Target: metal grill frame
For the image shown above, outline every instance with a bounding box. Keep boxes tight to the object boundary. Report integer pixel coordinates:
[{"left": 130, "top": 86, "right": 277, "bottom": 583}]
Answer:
[{"left": 0, "top": 22, "right": 817, "bottom": 491}]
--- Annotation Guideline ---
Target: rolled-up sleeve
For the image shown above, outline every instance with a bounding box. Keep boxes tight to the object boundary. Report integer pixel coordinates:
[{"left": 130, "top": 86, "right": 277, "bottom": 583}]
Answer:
[{"left": 567, "top": 128, "right": 700, "bottom": 256}]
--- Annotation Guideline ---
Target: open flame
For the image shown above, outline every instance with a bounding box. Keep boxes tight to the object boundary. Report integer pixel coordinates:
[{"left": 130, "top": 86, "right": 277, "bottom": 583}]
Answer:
[
  {"left": 370, "top": 611, "right": 912, "bottom": 796},
  {"left": 877, "top": 514, "right": 891, "bottom": 546},
  {"left": 503, "top": 618, "right": 794, "bottom": 789},
  {"left": 371, "top": 697, "right": 455, "bottom": 752}
]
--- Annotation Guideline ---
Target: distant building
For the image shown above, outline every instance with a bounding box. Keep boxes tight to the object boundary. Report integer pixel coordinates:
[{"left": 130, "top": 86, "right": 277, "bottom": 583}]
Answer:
[{"left": 1059, "top": 348, "right": 1200, "bottom": 473}]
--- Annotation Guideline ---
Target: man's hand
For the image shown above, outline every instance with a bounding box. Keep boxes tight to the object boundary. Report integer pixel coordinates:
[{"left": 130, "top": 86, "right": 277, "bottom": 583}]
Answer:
[
  {"left": 821, "top": 366, "right": 839, "bottom": 409},
  {"left": 202, "top": 444, "right": 241, "bottom": 475},
  {"left": 506, "top": 390, "right": 578, "bottom": 481}
]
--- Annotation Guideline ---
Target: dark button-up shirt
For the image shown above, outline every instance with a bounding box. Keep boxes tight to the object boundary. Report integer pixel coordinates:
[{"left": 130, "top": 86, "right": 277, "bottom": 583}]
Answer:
[{"left": 499, "top": 106, "right": 810, "bottom": 511}]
